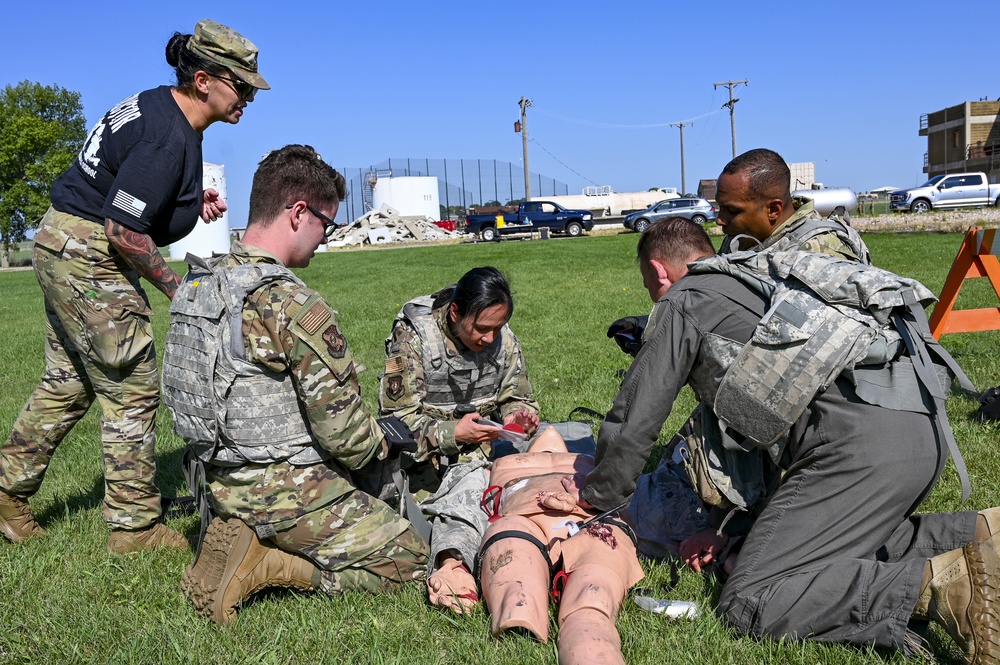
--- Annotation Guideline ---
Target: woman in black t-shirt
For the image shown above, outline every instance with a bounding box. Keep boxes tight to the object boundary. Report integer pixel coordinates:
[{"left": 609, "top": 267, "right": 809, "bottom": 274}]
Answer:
[{"left": 0, "top": 20, "right": 269, "bottom": 554}]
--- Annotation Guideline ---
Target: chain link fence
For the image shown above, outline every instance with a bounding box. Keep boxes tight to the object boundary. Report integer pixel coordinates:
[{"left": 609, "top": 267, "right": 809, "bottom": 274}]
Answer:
[{"left": 333, "top": 158, "right": 570, "bottom": 223}]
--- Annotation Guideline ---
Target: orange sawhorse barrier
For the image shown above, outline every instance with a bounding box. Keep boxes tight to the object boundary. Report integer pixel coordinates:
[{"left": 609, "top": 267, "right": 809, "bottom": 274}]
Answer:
[{"left": 928, "top": 226, "right": 1000, "bottom": 339}]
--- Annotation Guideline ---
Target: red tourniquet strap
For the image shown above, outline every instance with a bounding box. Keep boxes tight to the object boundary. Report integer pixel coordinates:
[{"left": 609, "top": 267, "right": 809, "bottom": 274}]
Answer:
[
  {"left": 551, "top": 570, "right": 570, "bottom": 603},
  {"left": 481, "top": 485, "right": 503, "bottom": 522}
]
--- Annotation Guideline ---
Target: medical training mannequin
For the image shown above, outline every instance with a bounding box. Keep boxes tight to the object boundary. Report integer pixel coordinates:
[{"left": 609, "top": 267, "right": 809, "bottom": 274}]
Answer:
[{"left": 471, "top": 427, "right": 644, "bottom": 664}]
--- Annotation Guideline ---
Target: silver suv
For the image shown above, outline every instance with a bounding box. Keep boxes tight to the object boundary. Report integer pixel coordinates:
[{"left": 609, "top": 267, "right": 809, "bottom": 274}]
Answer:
[{"left": 623, "top": 197, "right": 718, "bottom": 233}]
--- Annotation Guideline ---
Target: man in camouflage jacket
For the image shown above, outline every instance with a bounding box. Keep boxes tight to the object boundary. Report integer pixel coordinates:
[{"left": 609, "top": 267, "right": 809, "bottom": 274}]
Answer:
[
  {"left": 164, "top": 145, "right": 427, "bottom": 625},
  {"left": 610, "top": 147, "right": 871, "bottom": 356},
  {"left": 715, "top": 148, "right": 869, "bottom": 262}
]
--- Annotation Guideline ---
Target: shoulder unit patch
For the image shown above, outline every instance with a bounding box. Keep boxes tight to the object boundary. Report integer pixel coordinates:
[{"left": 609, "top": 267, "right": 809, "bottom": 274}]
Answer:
[
  {"left": 322, "top": 324, "right": 347, "bottom": 359},
  {"left": 386, "top": 374, "right": 404, "bottom": 400}
]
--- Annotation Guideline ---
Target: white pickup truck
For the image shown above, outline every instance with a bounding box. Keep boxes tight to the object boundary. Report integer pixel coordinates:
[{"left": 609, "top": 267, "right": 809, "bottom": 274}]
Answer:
[{"left": 890, "top": 172, "right": 1000, "bottom": 213}]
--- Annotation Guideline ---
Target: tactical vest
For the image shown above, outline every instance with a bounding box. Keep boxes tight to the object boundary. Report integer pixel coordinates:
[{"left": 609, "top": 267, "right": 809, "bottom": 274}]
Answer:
[
  {"left": 724, "top": 203, "right": 871, "bottom": 266},
  {"left": 391, "top": 293, "right": 507, "bottom": 417},
  {"left": 162, "top": 254, "right": 329, "bottom": 467},
  {"left": 763, "top": 204, "right": 871, "bottom": 264},
  {"left": 681, "top": 248, "right": 975, "bottom": 505}
]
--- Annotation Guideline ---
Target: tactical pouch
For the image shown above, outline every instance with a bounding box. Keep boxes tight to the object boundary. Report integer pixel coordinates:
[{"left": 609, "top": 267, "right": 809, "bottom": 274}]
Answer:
[
  {"left": 376, "top": 416, "right": 418, "bottom": 456},
  {"left": 714, "top": 288, "right": 873, "bottom": 448},
  {"left": 674, "top": 409, "right": 731, "bottom": 510}
]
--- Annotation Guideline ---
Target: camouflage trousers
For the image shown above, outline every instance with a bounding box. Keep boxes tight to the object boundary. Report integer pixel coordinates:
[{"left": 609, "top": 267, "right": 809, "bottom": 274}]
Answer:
[
  {"left": 0, "top": 208, "right": 162, "bottom": 530},
  {"left": 269, "top": 488, "right": 428, "bottom": 596}
]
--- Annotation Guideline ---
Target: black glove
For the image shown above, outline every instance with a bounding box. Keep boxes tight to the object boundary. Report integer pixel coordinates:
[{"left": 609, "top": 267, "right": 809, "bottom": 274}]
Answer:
[
  {"left": 606, "top": 315, "right": 648, "bottom": 357},
  {"left": 376, "top": 417, "right": 418, "bottom": 457},
  {"left": 977, "top": 386, "right": 1000, "bottom": 423}
]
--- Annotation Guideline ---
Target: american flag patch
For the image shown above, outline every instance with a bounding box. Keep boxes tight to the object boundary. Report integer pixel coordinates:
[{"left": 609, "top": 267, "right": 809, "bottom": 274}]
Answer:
[
  {"left": 298, "top": 302, "right": 331, "bottom": 334},
  {"left": 111, "top": 190, "right": 147, "bottom": 218},
  {"left": 384, "top": 356, "right": 404, "bottom": 373}
]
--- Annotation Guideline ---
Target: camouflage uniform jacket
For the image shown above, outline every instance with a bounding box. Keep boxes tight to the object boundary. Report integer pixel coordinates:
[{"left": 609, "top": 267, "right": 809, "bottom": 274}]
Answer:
[
  {"left": 723, "top": 198, "right": 872, "bottom": 265},
  {"left": 187, "top": 242, "right": 387, "bottom": 528},
  {"left": 379, "top": 292, "right": 538, "bottom": 463}
]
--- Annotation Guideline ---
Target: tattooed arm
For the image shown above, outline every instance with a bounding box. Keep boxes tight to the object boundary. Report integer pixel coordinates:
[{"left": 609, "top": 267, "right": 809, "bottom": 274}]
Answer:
[{"left": 105, "top": 218, "right": 181, "bottom": 300}]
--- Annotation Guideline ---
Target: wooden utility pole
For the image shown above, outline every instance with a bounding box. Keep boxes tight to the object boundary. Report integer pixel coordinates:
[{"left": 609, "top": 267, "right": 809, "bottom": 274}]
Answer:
[
  {"left": 713, "top": 79, "right": 748, "bottom": 158},
  {"left": 670, "top": 121, "right": 692, "bottom": 195},
  {"left": 518, "top": 97, "right": 533, "bottom": 200}
]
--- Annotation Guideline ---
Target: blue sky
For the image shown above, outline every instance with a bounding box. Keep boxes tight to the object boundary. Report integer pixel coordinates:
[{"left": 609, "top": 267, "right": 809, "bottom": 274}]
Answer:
[{"left": 5, "top": 0, "right": 995, "bottom": 226}]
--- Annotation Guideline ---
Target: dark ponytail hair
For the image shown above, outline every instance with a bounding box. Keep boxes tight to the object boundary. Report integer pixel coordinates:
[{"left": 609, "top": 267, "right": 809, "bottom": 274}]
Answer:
[
  {"left": 165, "top": 32, "right": 228, "bottom": 91},
  {"left": 433, "top": 266, "right": 513, "bottom": 321}
]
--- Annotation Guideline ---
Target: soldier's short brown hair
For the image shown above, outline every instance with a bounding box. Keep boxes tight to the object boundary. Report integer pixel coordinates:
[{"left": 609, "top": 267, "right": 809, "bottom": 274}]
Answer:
[
  {"left": 248, "top": 145, "right": 347, "bottom": 228},
  {"left": 637, "top": 217, "right": 715, "bottom": 268}
]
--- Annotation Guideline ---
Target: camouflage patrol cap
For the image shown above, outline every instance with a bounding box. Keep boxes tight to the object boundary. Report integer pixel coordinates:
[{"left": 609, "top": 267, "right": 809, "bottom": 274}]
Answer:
[{"left": 187, "top": 19, "right": 270, "bottom": 91}]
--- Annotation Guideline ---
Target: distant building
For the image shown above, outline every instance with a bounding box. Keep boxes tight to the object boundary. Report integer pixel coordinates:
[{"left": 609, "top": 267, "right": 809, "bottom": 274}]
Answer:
[
  {"left": 788, "top": 162, "right": 817, "bottom": 191},
  {"left": 920, "top": 101, "right": 1000, "bottom": 181},
  {"left": 697, "top": 179, "right": 717, "bottom": 202}
]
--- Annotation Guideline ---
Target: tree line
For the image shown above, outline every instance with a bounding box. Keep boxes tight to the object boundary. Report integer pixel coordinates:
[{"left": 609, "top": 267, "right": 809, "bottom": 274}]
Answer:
[{"left": 0, "top": 81, "right": 86, "bottom": 268}]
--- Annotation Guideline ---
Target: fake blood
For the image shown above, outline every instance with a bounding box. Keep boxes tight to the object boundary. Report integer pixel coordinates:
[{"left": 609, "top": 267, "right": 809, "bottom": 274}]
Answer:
[{"left": 586, "top": 522, "right": 618, "bottom": 549}]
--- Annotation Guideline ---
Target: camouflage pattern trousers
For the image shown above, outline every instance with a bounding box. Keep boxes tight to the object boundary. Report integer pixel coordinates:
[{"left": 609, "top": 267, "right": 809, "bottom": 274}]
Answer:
[
  {"left": 267, "top": 488, "right": 429, "bottom": 596},
  {"left": 0, "top": 208, "right": 162, "bottom": 530}
]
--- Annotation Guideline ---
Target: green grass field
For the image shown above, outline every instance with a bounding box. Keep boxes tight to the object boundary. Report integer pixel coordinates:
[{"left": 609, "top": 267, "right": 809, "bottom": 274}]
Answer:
[{"left": 1, "top": 231, "right": 998, "bottom": 664}]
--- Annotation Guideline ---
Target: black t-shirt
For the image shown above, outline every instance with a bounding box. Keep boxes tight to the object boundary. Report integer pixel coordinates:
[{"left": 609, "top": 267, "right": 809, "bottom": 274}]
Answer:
[{"left": 50, "top": 86, "right": 204, "bottom": 247}]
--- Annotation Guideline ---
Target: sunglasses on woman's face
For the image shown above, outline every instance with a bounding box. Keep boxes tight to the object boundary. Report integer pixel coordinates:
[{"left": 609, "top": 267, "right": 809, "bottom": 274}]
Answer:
[{"left": 208, "top": 73, "right": 255, "bottom": 100}]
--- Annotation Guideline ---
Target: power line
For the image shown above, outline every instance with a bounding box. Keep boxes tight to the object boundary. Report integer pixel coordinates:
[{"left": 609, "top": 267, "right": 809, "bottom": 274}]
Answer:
[{"left": 528, "top": 137, "right": 600, "bottom": 186}]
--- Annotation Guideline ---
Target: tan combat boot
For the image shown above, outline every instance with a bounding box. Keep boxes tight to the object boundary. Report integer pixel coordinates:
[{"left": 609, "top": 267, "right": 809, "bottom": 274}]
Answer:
[
  {"left": 107, "top": 523, "right": 189, "bottom": 553},
  {"left": 181, "top": 517, "right": 321, "bottom": 625},
  {"left": 0, "top": 490, "right": 45, "bottom": 542},
  {"left": 977, "top": 507, "right": 1000, "bottom": 557},
  {"left": 913, "top": 542, "right": 1000, "bottom": 664}
]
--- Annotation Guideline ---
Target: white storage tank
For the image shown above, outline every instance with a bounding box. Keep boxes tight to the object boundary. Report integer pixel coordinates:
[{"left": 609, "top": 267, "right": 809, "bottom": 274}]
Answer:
[
  {"left": 792, "top": 188, "right": 858, "bottom": 217},
  {"left": 169, "top": 162, "right": 232, "bottom": 260},
  {"left": 372, "top": 176, "right": 440, "bottom": 220}
]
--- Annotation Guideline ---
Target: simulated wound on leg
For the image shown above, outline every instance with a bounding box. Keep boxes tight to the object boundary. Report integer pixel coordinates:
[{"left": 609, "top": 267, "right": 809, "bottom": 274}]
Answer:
[{"left": 472, "top": 427, "right": 644, "bottom": 662}]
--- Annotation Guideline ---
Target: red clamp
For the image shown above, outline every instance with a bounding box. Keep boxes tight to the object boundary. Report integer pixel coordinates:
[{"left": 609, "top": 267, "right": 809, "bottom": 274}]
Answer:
[
  {"left": 481, "top": 485, "right": 503, "bottom": 523},
  {"left": 551, "top": 570, "right": 570, "bottom": 603}
]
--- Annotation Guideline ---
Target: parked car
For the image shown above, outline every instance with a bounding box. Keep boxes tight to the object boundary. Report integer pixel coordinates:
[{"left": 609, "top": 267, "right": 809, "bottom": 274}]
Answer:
[
  {"left": 622, "top": 197, "right": 718, "bottom": 233},
  {"left": 889, "top": 173, "right": 1000, "bottom": 213}
]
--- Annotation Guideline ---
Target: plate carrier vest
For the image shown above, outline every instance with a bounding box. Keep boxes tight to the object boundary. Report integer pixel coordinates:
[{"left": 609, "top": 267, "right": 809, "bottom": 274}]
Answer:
[{"left": 162, "top": 254, "right": 329, "bottom": 467}]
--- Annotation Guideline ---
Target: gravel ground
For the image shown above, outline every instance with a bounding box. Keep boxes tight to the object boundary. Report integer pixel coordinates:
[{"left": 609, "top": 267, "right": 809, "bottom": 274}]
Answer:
[
  {"left": 597, "top": 208, "right": 1000, "bottom": 239},
  {"left": 850, "top": 207, "right": 1000, "bottom": 233}
]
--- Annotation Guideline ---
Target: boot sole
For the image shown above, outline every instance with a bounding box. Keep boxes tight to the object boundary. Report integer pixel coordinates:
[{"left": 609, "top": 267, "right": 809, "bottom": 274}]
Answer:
[{"left": 181, "top": 518, "right": 256, "bottom": 625}]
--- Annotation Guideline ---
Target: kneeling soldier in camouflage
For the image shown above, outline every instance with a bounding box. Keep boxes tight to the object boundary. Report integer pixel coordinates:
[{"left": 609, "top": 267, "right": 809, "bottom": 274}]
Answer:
[{"left": 162, "top": 145, "right": 427, "bottom": 625}]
